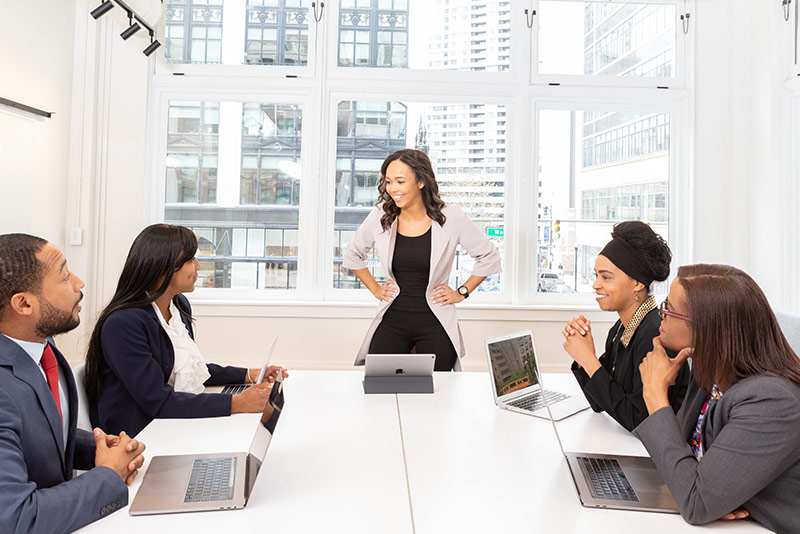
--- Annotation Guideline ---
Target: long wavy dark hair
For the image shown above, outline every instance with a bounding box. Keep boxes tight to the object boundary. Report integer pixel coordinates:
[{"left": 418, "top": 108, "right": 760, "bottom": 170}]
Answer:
[
  {"left": 677, "top": 264, "right": 800, "bottom": 392},
  {"left": 377, "top": 149, "right": 446, "bottom": 231},
  {"left": 85, "top": 224, "right": 198, "bottom": 406}
]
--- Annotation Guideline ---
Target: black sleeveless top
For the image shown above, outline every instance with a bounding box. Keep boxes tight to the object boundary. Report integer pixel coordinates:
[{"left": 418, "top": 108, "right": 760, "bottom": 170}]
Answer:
[{"left": 392, "top": 227, "right": 431, "bottom": 299}]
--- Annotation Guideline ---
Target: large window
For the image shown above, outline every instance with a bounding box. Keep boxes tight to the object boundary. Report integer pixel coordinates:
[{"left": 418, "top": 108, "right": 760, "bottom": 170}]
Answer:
[{"left": 151, "top": 0, "right": 689, "bottom": 303}]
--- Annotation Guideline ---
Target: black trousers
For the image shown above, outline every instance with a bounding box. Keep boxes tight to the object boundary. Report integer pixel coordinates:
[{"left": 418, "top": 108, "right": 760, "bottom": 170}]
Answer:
[{"left": 368, "top": 295, "right": 458, "bottom": 371}]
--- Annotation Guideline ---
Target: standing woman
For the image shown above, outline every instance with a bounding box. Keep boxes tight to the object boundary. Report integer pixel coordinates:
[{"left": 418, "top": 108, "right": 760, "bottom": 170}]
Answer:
[
  {"left": 343, "top": 149, "right": 502, "bottom": 371},
  {"left": 637, "top": 265, "right": 800, "bottom": 531},
  {"left": 85, "top": 224, "right": 284, "bottom": 437},
  {"left": 562, "top": 221, "right": 691, "bottom": 431}
]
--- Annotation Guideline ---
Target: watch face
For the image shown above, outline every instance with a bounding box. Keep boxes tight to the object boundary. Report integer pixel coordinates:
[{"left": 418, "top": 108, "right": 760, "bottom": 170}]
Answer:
[{"left": 458, "top": 286, "right": 468, "bottom": 296}]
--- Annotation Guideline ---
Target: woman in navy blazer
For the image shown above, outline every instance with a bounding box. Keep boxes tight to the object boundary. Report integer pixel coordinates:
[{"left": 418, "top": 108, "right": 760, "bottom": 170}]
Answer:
[{"left": 85, "top": 224, "right": 283, "bottom": 437}]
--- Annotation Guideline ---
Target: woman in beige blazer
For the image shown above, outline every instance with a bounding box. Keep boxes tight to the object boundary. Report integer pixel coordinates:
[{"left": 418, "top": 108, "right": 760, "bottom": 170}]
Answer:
[{"left": 343, "top": 149, "right": 502, "bottom": 371}]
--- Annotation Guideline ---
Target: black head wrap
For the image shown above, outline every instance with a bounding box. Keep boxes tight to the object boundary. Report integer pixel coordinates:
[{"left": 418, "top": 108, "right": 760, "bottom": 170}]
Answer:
[{"left": 598, "top": 237, "right": 655, "bottom": 287}]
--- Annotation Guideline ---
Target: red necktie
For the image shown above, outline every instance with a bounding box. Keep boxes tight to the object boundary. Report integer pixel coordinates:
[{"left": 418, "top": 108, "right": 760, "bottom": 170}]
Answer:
[{"left": 41, "top": 344, "right": 63, "bottom": 422}]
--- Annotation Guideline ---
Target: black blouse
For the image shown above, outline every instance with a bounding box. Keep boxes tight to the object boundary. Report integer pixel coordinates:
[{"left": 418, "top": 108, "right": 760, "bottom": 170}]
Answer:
[
  {"left": 571, "top": 308, "right": 692, "bottom": 432},
  {"left": 392, "top": 228, "right": 432, "bottom": 298}
]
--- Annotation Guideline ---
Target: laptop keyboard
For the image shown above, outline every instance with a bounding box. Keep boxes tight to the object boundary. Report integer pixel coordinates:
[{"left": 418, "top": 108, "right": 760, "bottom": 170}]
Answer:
[
  {"left": 220, "top": 384, "right": 248, "bottom": 395},
  {"left": 507, "top": 389, "right": 569, "bottom": 412},
  {"left": 184, "top": 457, "right": 236, "bottom": 503},
  {"left": 577, "top": 457, "right": 639, "bottom": 502}
]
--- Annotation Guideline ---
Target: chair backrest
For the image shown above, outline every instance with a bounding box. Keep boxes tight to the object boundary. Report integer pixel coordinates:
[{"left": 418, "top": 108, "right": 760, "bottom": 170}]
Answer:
[
  {"left": 72, "top": 362, "right": 92, "bottom": 431},
  {"left": 775, "top": 311, "right": 800, "bottom": 357}
]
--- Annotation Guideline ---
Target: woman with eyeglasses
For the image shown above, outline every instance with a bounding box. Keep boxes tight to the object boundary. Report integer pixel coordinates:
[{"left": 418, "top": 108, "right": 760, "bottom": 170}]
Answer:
[
  {"left": 561, "top": 221, "right": 691, "bottom": 431},
  {"left": 636, "top": 264, "right": 800, "bottom": 531}
]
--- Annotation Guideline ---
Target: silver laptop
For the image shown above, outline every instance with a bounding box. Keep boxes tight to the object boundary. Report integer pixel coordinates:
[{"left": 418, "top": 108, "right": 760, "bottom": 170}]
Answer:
[
  {"left": 207, "top": 332, "right": 280, "bottom": 394},
  {"left": 485, "top": 330, "right": 589, "bottom": 421},
  {"left": 130, "top": 373, "right": 285, "bottom": 515},
  {"left": 364, "top": 353, "right": 436, "bottom": 377},
  {"left": 538, "top": 366, "right": 679, "bottom": 513}
]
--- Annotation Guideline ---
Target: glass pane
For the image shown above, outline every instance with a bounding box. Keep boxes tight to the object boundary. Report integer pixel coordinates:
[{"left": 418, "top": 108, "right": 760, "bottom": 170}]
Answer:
[
  {"left": 166, "top": 101, "right": 219, "bottom": 205},
  {"left": 245, "top": 0, "right": 309, "bottom": 66},
  {"left": 165, "top": 1, "right": 224, "bottom": 64},
  {"left": 538, "top": 1, "right": 677, "bottom": 78},
  {"left": 537, "top": 109, "right": 670, "bottom": 294},
  {"left": 337, "top": 0, "right": 511, "bottom": 71},
  {"left": 165, "top": 100, "right": 302, "bottom": 290},
  {"left": 334, "top": 100, "right": 506, "bottom": 293}
]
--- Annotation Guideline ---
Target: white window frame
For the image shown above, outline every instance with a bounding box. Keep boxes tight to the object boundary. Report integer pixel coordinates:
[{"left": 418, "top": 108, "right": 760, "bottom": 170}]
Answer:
[
  {"left": 156, "top": 0, "right": 320, "bottom": 79},
  {"left": 325, "top": 0, "right": 530, "bottom": 88},
  {"left": 785, "top": 87, "right": 800, "bottom": 312},
  {"left": 530, "top": 0, "right": 690, "bottom": 89}
]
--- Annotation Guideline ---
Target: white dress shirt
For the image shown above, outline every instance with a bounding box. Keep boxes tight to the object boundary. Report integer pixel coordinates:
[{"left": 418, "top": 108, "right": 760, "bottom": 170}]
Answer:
[{"left": 152, "top": 300, "right": 210, "bottom": 393}]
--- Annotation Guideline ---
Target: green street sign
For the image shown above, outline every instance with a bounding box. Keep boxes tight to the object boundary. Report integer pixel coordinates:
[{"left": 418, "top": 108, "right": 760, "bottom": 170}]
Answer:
[{"left": 487, "top": 228, "right": 504, "bottom": 237}]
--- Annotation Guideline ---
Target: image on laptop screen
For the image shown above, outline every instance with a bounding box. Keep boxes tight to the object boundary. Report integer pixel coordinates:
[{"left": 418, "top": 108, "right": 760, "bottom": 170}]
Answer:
[{"left": 488, "top": 334, "right": 540, "bottom": 398}]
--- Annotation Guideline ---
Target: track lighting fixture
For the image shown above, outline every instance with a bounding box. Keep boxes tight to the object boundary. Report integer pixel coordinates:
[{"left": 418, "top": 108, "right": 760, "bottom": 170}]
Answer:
[
  {"left": 90, "top": 0, "right": 162, "bottom": 57},
  {"left": 121, "top": 16, "right": 141, "bottom": 40},
  {"left": 90, "top": 1, "right": 115, "bottom": 19},
  {"left": 143, "top": 35, "right": 162, "bottom": 57}
]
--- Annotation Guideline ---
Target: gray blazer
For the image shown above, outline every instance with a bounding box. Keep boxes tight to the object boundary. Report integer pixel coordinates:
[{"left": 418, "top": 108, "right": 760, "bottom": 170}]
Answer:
[
  {"left": 634, "top": 375, "right": 800, "bottom": 533},
  {"left": 343, "top": 205, "right": 502, "bottom": 369},
  {"left": 0, "top": 335, "right": 128, "bottom": 533}
]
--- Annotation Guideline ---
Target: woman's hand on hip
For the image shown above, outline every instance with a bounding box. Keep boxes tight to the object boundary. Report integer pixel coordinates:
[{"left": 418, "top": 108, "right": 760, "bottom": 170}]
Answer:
[
  {"left": 372, "top": 279, "right": 398, "bottom": 301},
  {"left": 431, "top": 284, "right": 464, "bottom": 306}
]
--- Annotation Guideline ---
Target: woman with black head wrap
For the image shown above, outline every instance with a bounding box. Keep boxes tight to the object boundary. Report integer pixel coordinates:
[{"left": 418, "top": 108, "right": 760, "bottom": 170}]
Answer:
[{"left": 561, "top": 221, "right": 691, "bottom": 431}]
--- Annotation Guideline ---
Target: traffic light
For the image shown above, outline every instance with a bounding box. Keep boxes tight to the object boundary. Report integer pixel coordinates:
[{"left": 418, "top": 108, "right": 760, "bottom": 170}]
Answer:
[{"left": 553, "top": 219, "right": 561, "bottom": 240}]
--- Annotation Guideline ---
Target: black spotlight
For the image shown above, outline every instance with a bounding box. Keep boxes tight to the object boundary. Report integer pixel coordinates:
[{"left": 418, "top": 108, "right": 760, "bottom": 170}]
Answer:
[
  {"left": 143, "top": 38, "right": 162, "bottom": 57},
  {"left": 90, "top": 1, "right": 114, "bottom": 19},
  {"left": 121, "top": 19, "right": 141, "bottom": 40}
]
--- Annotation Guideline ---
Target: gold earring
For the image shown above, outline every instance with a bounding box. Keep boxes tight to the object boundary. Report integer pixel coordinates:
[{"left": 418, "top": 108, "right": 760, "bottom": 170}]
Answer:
[{"left": 635, "top": 294, "right": 639, "bottom": 302}]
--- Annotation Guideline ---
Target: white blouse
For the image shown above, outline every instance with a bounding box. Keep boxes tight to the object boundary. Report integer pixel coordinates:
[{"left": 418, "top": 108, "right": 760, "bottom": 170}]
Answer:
[{"left": 152, "top": 300, "right": 210, "bottom": 393}]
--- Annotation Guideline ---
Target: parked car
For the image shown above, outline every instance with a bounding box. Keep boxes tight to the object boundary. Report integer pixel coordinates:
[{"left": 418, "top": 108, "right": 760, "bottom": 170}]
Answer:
[{"left": 537, "top": 272, "right": 565, "bottom": 292}]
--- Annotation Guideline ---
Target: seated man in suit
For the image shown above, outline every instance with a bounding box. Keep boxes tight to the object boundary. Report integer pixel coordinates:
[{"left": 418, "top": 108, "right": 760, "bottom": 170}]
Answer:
[{"left": 0, "top": 233, "right": 146, "bottom": 534}]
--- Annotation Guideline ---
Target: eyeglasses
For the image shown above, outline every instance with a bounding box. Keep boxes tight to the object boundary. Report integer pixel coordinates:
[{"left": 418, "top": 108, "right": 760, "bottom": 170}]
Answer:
[{"left": 658, "top": 299, "right": 691, "bottom": 322}]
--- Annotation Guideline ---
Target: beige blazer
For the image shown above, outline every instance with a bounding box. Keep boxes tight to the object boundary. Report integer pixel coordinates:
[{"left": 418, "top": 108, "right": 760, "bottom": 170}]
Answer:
[{"left": 342, "top": 205, "right": 502, "bottom": 370}]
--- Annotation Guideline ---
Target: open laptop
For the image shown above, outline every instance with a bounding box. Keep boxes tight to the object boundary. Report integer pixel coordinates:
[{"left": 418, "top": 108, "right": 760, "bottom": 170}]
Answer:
[
  {"left": 538, "top": 365, "right": 679, "bottom": 513},
  {"left": 485, "top": 330, "right": 589, "bottom": 421},
  {"left": 130, "top": 373, "right": 285, "bottom": 515},
  {"left": 207, "top": 332, "right": 280, "bottom": 395}
]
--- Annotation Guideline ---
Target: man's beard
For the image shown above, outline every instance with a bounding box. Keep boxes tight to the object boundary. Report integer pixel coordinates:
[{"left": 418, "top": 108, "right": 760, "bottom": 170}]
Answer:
[{"left": 35, "top": 295, "right": 81, "bottom": 338}]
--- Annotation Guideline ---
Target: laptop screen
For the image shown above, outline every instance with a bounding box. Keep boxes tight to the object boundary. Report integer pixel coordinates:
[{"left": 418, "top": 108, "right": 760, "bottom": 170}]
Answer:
[{"left": 487, "top": 331, "right": 540, "bottom": 398}]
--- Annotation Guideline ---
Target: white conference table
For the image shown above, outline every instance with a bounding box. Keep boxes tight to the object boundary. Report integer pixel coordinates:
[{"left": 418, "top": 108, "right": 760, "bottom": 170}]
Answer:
[{"left": 79, "top": 370, "right": 768, "bottom": 533}]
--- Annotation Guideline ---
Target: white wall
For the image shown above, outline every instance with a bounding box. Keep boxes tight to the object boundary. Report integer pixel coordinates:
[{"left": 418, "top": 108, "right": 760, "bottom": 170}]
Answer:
[
  {"left": 692, "top": 0, "right": 797, "bottom": 310},
  {"left": 0, "top": 0, "right": 76, "bottom": 243},
  {"left": 1, "top": 0, "right": 797, "bottom": 373}
]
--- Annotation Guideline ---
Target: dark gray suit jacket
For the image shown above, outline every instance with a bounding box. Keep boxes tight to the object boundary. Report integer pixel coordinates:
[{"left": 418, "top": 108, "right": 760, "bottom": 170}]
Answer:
[
  {"left": 634, "top": 375, "right": 800, "bottom": 533},
  {"left": 0, "top": 334, "right": 128, "bottom": 534}
]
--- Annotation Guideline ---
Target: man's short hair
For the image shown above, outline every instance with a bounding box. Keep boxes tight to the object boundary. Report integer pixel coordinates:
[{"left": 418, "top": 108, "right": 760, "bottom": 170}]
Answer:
[{"left": 0, "top": 234, "right": 48, "bottom": 316}]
